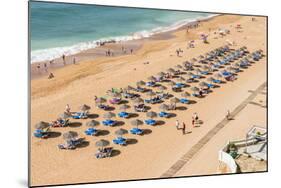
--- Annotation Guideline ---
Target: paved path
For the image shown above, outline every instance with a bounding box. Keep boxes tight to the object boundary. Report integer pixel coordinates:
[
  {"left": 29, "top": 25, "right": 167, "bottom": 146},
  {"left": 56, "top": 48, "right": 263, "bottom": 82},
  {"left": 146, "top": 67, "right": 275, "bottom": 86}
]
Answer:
[{"left": 160, "top": 82, "right": 267, "bottom": 178}]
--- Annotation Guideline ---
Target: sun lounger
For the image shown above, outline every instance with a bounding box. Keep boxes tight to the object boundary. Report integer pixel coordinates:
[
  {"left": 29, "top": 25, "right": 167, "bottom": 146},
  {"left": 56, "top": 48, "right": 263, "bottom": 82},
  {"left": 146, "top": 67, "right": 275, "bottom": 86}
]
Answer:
[
  {"left": 118, "top": 111, "right": 129, "bottom": 118},
  {"left": 52, "top": 119, "right": 69, "bottom": 127},
  {"left": 175, "top": 83, "right": 185, "bottom": 88},
  {"left": 113, "top": 137, "right": 126, "bottom": 146},
  {"left": 146, "top": 81, "right": 156, "bottom": 87},
  {"left": 130, "top": 128, "right": 143, "bottom": 135},
  {"left": 72, "top": 112, "right": 88, "bottom": 119},
  {"left": 159, "top": 111, "right": 170, "bottom": 118},
  {"left": 180, "top": 98, "right": 189, "bottom": 104},
  {"left": 213, "top": 79, "right": 221, "bottom": 84},
  {"left": 102, "top": 119, "right": 116, "bottom": 126},
  {"left": 95, "top": 147, "right": 113, "bottom": 158},
  {"left": 109, "top": 98, "right": 121, "bottom": 105},
  {"left": 34, "top": 129, "right": 49, "bottom": 138},
  {"left": 145, "top": 119, "right": 156, "bottom": 125},
  {"left": 84, "top": 128, "right": 98, "bottom": 136}
]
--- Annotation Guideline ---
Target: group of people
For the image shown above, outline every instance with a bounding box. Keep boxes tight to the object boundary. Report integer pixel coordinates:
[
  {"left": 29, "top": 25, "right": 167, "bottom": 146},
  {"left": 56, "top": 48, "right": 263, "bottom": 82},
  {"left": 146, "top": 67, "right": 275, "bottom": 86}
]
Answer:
[{"left": 175, "top": 112, "right": 200, "bottom": 135}]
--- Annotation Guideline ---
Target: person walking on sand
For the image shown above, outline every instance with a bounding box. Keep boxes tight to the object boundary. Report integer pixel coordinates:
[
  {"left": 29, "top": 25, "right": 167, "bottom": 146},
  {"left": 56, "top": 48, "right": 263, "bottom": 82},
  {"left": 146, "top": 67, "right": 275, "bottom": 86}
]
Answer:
[
  {"left": 176, "top": 120, "right": 180, "bottom": 130},
  {"left": 182, "top": 122, "right": 186, "bottom": 135},
  {"left": 65, "top": 104, "right": 71, "bottom": 115},
  {"left": 44, "top": 63, "right": 48, "bottom": 72},
  {"left": 192, "top": 112, "right": 199, "bottom": 127},
  {"left": 226, "top": 110, "right": 231, "bottom": 120},
  {"left": 73, "top": 57, "right": 76, "bottom": 64}
]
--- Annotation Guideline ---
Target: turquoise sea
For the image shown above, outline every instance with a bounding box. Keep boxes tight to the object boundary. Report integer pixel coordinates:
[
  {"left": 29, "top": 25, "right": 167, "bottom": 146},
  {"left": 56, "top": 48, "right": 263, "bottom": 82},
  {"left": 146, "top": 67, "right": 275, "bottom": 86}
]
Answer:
[{"left": 30, "top": 1, "right": 215, "bottom": 63}]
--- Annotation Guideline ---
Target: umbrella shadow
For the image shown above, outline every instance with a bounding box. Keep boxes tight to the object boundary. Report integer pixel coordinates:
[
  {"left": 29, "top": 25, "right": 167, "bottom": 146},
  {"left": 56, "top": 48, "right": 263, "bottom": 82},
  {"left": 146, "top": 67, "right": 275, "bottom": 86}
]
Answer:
[
  {"left": 119, "top": 100, "right": 129, "bottom": 105},
  {"left": 68, "top": 122, "right": 82, "bottom": 128},
  {"left": 194, "top": 65, "right": 201, "bottom": 68},
  {"left": 77, "top": 141, "right": 90, "bottom": 148},
  {"left": 111, "top": 149, "right": 121, "bottom": 157},
  {"left": 129, "top": 113, "right": 139, "bottom": 118},
  {"left": 126, "top": 138, "right": 138, "bottom": 145},
  {"left": 145, "top": 106, "right": 151, "bottom": 111},
  {"left": 48, "top": 131, "right": 62, "bottom": 138},
  {"left": 188, "top": 100, "right": 197, "bottom": 104},
  {"left": 142, "top": 129, "right": 152, "bottom": 135},
  {"left": 105, "top": 106, "right": 115, "bottom": 111},
  {"left": 88, "top": 114, "right": 99, "bottom": 119},
  {"left": 156, "top": 120, "right": 165, "bottom": 126},
  {"left": 97, "top": 130, "right": 110, "bottom": 136},
  {"left": 176, "top": 106, "right": 188, "bottom": 111},
  {"left": 114, "top": 121, "right": 125, "bottom": 127},
  {"left": 168, "top": 113, "right": 177, "bottom": 118}
]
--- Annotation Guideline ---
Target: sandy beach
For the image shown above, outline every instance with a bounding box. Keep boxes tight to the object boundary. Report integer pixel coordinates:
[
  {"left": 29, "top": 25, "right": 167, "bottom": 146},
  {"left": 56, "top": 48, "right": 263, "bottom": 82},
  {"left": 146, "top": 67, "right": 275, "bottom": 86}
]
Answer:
[{"left": 30, "top": 14, "right": 267, "bottom": 186}]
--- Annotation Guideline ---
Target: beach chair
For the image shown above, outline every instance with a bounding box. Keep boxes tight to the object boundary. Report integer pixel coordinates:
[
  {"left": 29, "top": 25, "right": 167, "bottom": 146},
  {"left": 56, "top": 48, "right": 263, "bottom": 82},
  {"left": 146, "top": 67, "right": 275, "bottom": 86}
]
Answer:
[
  {"left": 134, "top": 105, "right": 147, "bottom": 112},
  {"left": 146, "top": 81, "right": 156, "bottom": 87},
  {"left": 95, "top": 147, "right": 113, "bottom": 158},
  {"left": 145, "top": 119, "right": 156, "bottom": 126},
  {"left": 130, "top": 128, "right": 143, "bottom": 135},
  {"left": 175, "top": 83, "right": 185, "bottom": 88},
  {"left": 180, "top": 98, "right": 189, "bottom": 104},
  {"left": 72, "top": 112, "right": 88, "bottom": 119},
  {"left": 52, "top": 119, "right": 69, "bottom": 127},
  {"left": 102, "top": 119, "right": 116, "bottom": 126},
  {"left": 33, "top": 129, "right": 49, "bottom": 139},
  {"left": 118, "top": 111, "right": 130, "bottom": 118},
  {"left": 84, "top": 128, "right": 98, "bottom": 136},
  {"left": 113, "top": 137, "right": 126, "bottom": 146},
  {"left": 159, "top": 111, "right": 170, "bottom": 118},
  {"left": 206, "top": 83, "right": 215, "bottom": 88},
  {"left": 213, "top": 79, "right": 221, "bottom": 84},
  {"left": 97, "top": 104, "right": 110, "bottom": 110},
  {"left": 200, "top": 71, "right": 209, "bottom": 75},
  {"left": 109, "top": 98, "right": 121, "bottom": 105}
]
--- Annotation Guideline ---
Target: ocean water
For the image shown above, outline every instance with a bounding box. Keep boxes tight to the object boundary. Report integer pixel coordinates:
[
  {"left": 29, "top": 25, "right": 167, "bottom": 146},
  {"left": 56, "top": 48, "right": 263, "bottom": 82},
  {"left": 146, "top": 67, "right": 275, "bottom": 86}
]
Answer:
[{"left": 30, "top": 2, "right": 215, "bottom": 63}]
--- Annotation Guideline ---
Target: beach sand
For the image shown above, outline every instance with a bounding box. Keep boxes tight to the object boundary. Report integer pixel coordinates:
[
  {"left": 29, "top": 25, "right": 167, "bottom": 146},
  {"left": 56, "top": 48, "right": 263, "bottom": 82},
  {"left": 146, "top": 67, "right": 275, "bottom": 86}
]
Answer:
[{"left": 30, "top": 15, "right": 267, "bottom": 186}]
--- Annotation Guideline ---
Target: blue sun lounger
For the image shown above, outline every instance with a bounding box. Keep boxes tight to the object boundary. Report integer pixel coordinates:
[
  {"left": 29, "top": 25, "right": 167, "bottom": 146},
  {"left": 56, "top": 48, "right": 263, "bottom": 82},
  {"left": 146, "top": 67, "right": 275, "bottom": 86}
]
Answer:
[
  {"left": 113, "top": 137, "right": 126, "bottom": 145},
  {"left": 222, "top": 71, "right": 232, "bottom": 77},
  {"left": 159, "top": 111, "right": 170, "bottom": 118},
  {"left": 72, "top": 112, "right": 88, "bottom": 119},
  {"left": 118, "top": 111, "right": 129, "bottom": 118},
  {"left": 192, "top": 75, "right": 200, "bottom": 79},
  {"left": 34, "top": 129, "right": 49, "bottom": 138},
  {"left": 85, "top": 128, "right": 98, "bottom": 136},
  {"left": 213, "top": 79, "right": 221, "bottom": 84},
  {"left": 207, "top": 83, "right": 214, "bottom": 88},
  {"left": 146, "top": 82, "right": 156, "bottom": 87},
  {"left": 102, "top": 119, "right": 116, "bottom": 126},
  {"left": 130, "top": 128, "right": 143, "bottom": 135},
  {"left": 180, "top": 98, "right": 189, "bottom": 104},
  {"left": 145, "top": 119, "right": 156, "bottom": 125},
  {"left": 175, "top": 83, "right": 185, "bottom": 88}
]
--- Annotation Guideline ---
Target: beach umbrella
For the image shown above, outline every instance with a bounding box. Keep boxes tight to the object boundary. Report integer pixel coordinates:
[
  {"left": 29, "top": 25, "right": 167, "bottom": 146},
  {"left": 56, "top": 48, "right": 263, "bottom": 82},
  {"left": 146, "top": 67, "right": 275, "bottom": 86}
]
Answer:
[
  {"left": 170, "top": 97, "right": 180, "bottom": 104},
  {"left": 136, "top": 80, "right": 145, "bottom": 86},
  {"left": 146, "top": 91, "right": 156, "bottom": 99},
  {"left": 167, "top": 68, "right": 175, "bottom": 73},
  {"left": 157, "top": 72, "right": 165, "bottom": 77},
  {"left": 199, "top": 81, "right": 207, "bottom": 87},
  {"left": 95, "top": 139, "right": 110, "bottom": 149},
  {"left": 159, "top": 104, "right": 169, "bottom": 111},
  {"left": 203, "top": 65, "right": 210, "bottom": 71},
  {"left": 133, "top": 97, "right": 144, "bottom": 104},
  {"left": 131, "top": 119, "right": 143, "bottom": 128},
  {"left": 175, "top": 65, "right": 183, "bottom": 69},
  {"left": 176, "top": 76, "right": 185, "bottom": 82},
  {"left": 181, "top": 92, "right": 191, "bottom": 97},
  {"left": 147, "top": 76, "right": 156, "bottom": 81},
  {"left": 35, "top": 121, "right": 50, "bottom": 130},
  {"left": 168, "top": 81, "right": 176, "bottom": 86},
  {"left": 191, "top": 58, "right": 197, "bottom": 63},
  {"left": 186, "top": 72, "right": 194, "bottom": 77},
  {"left": 59, "top": 112, "right": 71, "bottom": 120},
  {"left": 207, "top": 77, "right": 214, "bottom": 82},
  {"left": 95, "top": 97, "right": 106, "bottom": 104},
  {"left": 157, "top": 85, "right": 167, "bottom": 91},
  {"left": 115, "top": 128, "right": 128, "bottom": 137},
  {"left": 195, "top": 68, "right": 201, "bottom": 74},
  {"left": 233, "top": 63, "right": 240, "bottom": 68},
  {"left": 191, "top": 86, "right": 199, "bottom": 92},
  {"left": 63, "top": 131, "right": 78, "bottom": 141},
  {"left": 146, "top": 111, "right": 157, "bottom": 119},
  {"left": 214, "top": 73, "right": 223, "bottom": 78},
  {"left": 103, "top": 112, "right": 116, "bottom": 119},
  {"left": 109, "top": 92, "right": 121, "bottom": 98},
  {"left": 119, "top": 104, "right": 130, "bottom": 111},
  {"left": 86, "top": 120, "right": 100, "bottom": 127},
  {"left": 80, "top": 104, "right": 91, "bottom": 112},
  {"left": 124, "top": 85, "right": 134, "bottom": 91}
]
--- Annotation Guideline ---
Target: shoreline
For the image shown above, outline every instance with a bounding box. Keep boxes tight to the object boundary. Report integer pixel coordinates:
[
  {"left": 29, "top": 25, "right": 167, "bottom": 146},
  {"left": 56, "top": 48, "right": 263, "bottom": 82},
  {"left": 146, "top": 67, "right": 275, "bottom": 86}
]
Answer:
[{"left": 30, "top": 14, "right": 220, "bottom": 80}]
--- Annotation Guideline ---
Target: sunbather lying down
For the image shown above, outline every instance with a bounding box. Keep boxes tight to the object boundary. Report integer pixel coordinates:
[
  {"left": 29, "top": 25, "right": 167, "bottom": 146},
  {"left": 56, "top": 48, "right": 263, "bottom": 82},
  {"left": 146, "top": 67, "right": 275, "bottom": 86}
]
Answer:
[
  {"left": 95, "top": 147, "right": 113, "bottom": 158},
  {"left": 51, "top": 118, "right": 69, "bottom": 127}
]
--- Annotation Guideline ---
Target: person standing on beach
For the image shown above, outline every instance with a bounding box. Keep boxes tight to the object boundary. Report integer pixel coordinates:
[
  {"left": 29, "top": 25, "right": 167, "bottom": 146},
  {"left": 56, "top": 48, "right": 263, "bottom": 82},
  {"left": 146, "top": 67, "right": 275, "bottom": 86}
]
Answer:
[
  {"left": 182, "top": 122, "right": 186, "bottom": 135},
  {"left": 44, "top": 63, "right": 48, "bottom": 72},
  {"left": 62, "top": 54, "right": 66, "bottom": 65},
  {"left": 176, "top": 120, "right": 180, "bottom": 130},
  {"left": 73, "top": 57, "right": 76, "bottom": 64},
  {"left": 130, "top": 49, "right": 133, "bottom": 54},
  {"left": 65, "top": 104, "right": 71, "bottom": 115},
  {"left": 192, "top": 112, "right": 199, "bottom": 127},
  {"left": 226, "top": 110, "right": 231, "bottom": 120},
  {"left": 36, "top": 64, "right": 41, "bottom": 73}
]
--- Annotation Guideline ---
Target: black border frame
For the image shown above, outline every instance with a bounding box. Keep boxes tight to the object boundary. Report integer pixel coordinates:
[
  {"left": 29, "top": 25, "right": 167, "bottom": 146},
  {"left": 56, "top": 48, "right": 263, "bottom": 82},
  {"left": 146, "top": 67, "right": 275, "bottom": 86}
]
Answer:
[{"left": 28, "top": 1, "right": 268, "bottom": 187}]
